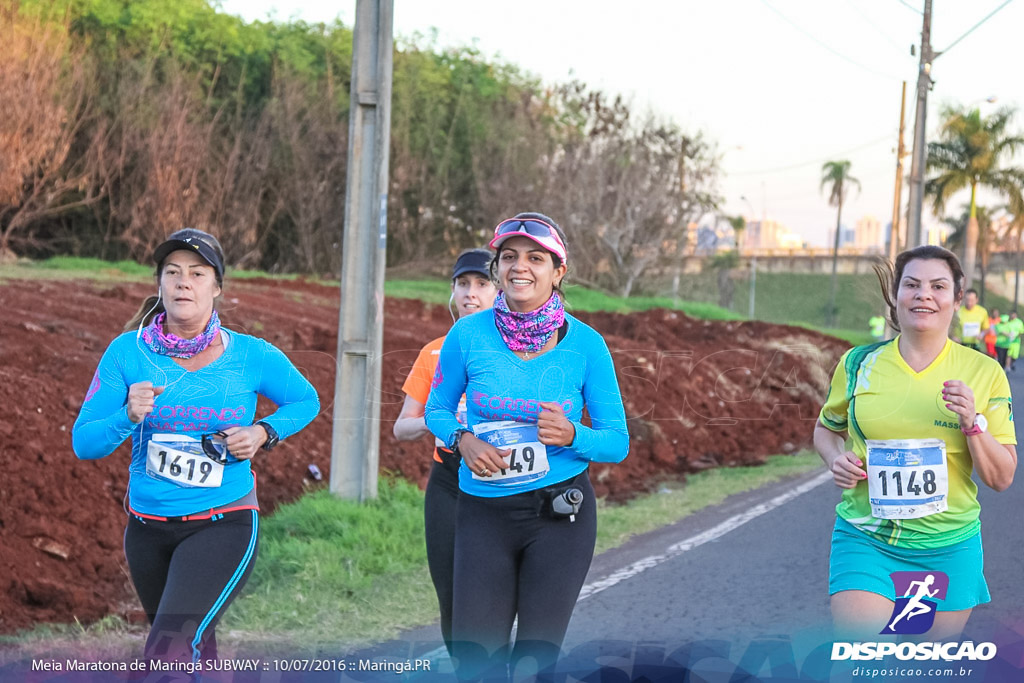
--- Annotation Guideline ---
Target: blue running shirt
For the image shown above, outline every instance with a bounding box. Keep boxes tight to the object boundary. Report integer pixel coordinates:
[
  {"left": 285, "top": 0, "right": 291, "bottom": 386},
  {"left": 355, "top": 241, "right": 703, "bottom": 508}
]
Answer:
[
  {"left": 425, "top": 311, "right": 629, "bottom": 497},
  {"left": 73, "top": 330, "right": 319, "bottom": 516}
]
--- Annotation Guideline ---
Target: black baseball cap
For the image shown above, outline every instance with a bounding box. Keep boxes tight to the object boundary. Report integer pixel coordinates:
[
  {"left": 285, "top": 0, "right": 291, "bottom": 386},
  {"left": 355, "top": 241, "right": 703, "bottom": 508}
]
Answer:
[
  {"left": 153, "top": 228, "right": 225, "bottom": 283},
  {"left": 451, "top": 248, "right": 493, "bottom": 280}
]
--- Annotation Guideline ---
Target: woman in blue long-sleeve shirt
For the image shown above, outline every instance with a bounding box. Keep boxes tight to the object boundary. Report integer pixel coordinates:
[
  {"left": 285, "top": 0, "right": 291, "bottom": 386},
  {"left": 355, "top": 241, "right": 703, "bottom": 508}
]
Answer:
[
  {"left": 72, "top": 228, "right": 319, "bottom": 673},
  {"left": 425, "top": 212, "right": 628, "bottom": 678}
]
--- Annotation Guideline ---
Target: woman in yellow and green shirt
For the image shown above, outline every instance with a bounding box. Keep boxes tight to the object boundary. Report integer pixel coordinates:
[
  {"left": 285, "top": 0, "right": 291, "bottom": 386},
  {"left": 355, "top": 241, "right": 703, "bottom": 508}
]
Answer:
[{"left": 815, "top": 245, "right": 1016, "bottom": 641}]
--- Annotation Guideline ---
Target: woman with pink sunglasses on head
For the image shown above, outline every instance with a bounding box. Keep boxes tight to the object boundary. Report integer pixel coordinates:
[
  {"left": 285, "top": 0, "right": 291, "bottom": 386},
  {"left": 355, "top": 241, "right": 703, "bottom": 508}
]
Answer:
[{"left": 425, "top": 212, "right": 629, "bottom": 679}]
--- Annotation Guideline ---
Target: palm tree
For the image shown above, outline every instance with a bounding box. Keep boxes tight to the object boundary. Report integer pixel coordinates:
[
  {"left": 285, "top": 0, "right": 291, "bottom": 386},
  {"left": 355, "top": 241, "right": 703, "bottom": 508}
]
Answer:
[
  {"left": 942, "top": 204, "right": 994, "bottom": 304},
  {"left": 926, "top": 105, "right": 1024, "bottom": 291},
  {"left": 1005, "top": 186, "right": 1024, "bottom": 312},
  {"left": 821, "top": 160, "right": 860, "bottom": 328},
  {"left": 728, "top": 214, "right": 746, "bottom": 254}
]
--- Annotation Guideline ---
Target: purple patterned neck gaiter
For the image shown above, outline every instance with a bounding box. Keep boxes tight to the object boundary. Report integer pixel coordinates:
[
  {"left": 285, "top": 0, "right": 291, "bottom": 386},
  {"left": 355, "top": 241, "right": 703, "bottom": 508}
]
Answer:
[
  {"left": 142, "top": 310, "right": 221, "bottom": 359},
  {"left": 493, "top": 292, "right": 565, "bottom": 353}
]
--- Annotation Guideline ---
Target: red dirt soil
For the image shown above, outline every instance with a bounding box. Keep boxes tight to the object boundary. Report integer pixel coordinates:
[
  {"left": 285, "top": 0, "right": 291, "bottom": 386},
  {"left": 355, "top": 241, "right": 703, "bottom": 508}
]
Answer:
[{"left": 0, "top": 276, "right": 848, "bottom": 635}]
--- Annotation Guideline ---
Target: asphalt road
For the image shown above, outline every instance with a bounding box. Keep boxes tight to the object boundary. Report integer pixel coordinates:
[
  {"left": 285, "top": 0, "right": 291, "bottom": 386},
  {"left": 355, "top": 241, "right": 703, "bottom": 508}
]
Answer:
[
  {"left": 552, "top": 364, "right": 1024, "bottom": 679},
  {"left": 374, "top": 364, "right": 1024, "bottom": 680}
]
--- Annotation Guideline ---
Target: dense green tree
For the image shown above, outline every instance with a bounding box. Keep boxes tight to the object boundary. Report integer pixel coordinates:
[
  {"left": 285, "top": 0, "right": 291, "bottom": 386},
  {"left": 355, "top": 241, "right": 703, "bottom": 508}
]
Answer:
[{"left": 2, "top": 0, "right": 721, "bottom": 282}]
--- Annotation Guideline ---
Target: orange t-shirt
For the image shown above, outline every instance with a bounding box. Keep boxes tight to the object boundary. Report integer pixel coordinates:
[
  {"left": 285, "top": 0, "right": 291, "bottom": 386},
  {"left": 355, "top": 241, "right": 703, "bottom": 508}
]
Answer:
[
  {"left": 986, "top": 318, "right": 999, "bottom": 344},
  {"left": 401, "top": 336, "right": 448, "bottom": 463}
]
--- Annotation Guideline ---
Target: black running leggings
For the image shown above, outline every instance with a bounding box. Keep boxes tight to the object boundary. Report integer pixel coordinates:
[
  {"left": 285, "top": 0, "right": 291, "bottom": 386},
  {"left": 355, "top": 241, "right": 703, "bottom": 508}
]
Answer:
[
  {"left": 424, "top": 457, "right": 461, "bottom": 655},
  {"left": 450, "top": 472, "right": 596, "bottom": 678},
  {"left": 124, "top": 509, "right": 259, "bottom": 668}
]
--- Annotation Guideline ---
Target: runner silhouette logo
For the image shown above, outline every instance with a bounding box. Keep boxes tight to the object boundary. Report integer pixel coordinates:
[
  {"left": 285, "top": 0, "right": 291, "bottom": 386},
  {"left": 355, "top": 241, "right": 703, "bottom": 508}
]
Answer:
[{"left": 881, "top": 571, "right": 949, "bottom": 635}]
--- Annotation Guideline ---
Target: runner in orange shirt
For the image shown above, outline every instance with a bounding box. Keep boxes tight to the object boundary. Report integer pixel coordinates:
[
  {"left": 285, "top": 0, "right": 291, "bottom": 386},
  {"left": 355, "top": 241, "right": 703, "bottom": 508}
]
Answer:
[
  {"left": 392, "top": 248, "right": 497, "bottom": 656},
  {"left": 985, "top": 308, "right": 1000, "bottom": 358}
]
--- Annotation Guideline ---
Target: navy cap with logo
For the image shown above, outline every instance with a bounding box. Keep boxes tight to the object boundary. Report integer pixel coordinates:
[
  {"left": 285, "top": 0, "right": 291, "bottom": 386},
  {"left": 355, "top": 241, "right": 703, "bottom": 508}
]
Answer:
[
  {"left": 451, "top": 248, "right": 493, "bottom": 281},
  {"left": 153, "top": 228, "right": 226, "bottom": 284}
]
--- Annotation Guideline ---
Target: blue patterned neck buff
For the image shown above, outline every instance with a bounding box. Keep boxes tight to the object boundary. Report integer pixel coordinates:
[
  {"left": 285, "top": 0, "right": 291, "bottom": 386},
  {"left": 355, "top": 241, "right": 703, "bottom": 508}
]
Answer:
[
  {"left": 142, "top": 310, "right": 221, "bottom": 358},
  {"left": 493, "top": 292, "right": 564, "bottom": 353}
]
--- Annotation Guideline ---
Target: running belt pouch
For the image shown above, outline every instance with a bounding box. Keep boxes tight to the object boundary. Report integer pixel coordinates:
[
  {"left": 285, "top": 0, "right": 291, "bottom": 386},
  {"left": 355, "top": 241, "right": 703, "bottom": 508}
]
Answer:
[
  {"left": 439, "top": 446, "right": 462, "bottom": 476},
  {"left": 543, "top": 486, "right": 582, "bottom": 518},
  {"left": 540, "top": 471, "right": 588, "bottom": 518}
]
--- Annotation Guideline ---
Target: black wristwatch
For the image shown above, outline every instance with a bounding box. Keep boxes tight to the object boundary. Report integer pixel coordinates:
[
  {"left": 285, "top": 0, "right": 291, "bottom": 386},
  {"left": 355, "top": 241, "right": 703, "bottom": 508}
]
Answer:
[
  {"left": 449, "top": 429, "right": 470, "bottom": 452},
  {"left": 256, "top": 421, "right": 280, "bottom": 451}
]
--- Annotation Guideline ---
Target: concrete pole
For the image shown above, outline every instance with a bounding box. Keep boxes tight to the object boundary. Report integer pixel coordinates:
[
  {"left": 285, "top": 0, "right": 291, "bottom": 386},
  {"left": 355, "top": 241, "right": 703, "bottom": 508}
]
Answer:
[
  {"left": 330, "top": 0, "right": 394, "bottom": 501},
  {"left": 888, "top": 81, "right": 908, "bottom": 263},
  {"left": 884, "top": 82, "right": 909, "bottom": 341},
  {"left": 906, "top": 0, "right": 933, "bottom": 248}
]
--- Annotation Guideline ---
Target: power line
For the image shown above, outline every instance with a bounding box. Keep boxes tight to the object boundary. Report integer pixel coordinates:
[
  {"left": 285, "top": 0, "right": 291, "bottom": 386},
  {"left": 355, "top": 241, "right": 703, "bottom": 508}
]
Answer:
[
  {"left": 728, "top": 135, "right": 894, "bottom": 177},
  {"left": 846, "top": 0, "right": 912, "bottom": 56},
  {"left": 761, "top": 0, "right": 904, "bottom": 81},
  {"left": 939, "top": 0, "right": 1016, "bottom": 55},
  {"left": 897, "top": 0, "right": 922, "bottom": 14}
]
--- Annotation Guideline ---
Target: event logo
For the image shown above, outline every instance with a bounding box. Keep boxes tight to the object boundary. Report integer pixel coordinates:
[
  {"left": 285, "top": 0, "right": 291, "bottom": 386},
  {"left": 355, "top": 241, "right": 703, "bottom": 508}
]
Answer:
[
  {"left": 84, "top": 369, "right": 101, "bottom": 402},
  {"left": 881, "top": 571, "right": 948, "bottom": 635}
]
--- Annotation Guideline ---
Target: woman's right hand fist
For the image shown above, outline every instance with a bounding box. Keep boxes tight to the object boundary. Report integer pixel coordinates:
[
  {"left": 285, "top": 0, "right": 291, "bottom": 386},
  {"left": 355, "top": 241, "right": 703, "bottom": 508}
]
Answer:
[
  {"left": 127, "top": 381, "right": 165, "bottom": 423},
  {"left": 830, "top": 451, "right": 866, "bottom": 489}
]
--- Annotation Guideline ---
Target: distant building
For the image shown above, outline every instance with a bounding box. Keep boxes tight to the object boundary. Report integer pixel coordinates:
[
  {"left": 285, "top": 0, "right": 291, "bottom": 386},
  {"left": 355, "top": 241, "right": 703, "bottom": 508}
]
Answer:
[
  {"left": 744, "top": 218, "right": 803, "bottom": 250},
  {"left": 826, "top": 224, "right": 856, "bottom": 249},
  {"left": 854, "top": 215, "right": 884, "bottom": 253}
]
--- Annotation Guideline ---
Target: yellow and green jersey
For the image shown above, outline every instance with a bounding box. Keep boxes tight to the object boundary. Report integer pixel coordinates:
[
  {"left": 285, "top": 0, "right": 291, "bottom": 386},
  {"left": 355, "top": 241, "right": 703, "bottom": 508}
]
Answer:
[
  {"left": 819, "top": 337, "right": 1015, "bottom": 549},
  {"left": 1009, "top": 318, "right": 1024, "bottom": 358},
  {"left": 957, "top": 305, "right": 990, "bottom": 344}
]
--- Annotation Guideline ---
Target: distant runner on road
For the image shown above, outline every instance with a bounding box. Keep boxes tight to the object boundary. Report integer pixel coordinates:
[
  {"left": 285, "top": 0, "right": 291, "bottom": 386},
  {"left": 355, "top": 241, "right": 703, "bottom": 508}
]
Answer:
[
  {"left": 814, "top": 246, "right": 1016, "bottom": 640},
  {"left": 955, "top": 288, "right": 989, "bottom": 352}
]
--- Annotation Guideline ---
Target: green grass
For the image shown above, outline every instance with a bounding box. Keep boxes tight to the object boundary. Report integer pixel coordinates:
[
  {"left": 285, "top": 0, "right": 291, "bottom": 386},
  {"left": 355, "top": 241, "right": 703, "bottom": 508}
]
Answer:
[
  {"left": 221, "top": 476, "right": 436, "bottom": 650},
  {"left": 0, "top": 257, "right": 321, "bottom": 284},
  {"left": 0, "top": 256, "right": 152, "bottom": 282},
  {"left": 219, "top": 453, "right": 820, "bottom": 650},
  {"left": 383, "top": 279, "right": 742, "bottom": 319},
  {"left": 1, "top": 452, "right": 823, "bottom": 655},
  {"left": 734, "top": 272, "right": 888, "bottom": 331},
  {"left": 384, "top": 278, "right": 452, "bottom": 305},
  {"left": 563, "top": 285, "right": 743, "bottom": 319},
  {"left": 734, "top": 271, "right": 1018, "bottom": 331},
  {"left": 789, "top": 323, "right": 876, "bottom": 347}
]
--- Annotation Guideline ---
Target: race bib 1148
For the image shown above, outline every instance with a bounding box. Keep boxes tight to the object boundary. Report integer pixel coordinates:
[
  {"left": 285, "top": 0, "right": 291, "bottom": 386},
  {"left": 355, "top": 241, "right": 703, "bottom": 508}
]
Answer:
[{"left": 866, "top": 438, "right": 948, "bottom": 520}]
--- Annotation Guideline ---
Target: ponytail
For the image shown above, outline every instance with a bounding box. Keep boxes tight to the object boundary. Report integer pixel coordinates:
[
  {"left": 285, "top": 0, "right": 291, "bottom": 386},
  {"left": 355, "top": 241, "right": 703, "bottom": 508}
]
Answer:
[{"left": 124, "top": 294, "right": 164, "bottom": 332}]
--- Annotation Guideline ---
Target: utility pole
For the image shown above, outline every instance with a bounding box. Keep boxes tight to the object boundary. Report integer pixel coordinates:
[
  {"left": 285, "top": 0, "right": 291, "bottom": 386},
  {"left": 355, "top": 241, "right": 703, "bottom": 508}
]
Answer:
[
  {"left": 740, "top": 195, "right": 757, "bottom": 319},
  {"left": 906, "top": 0, "right": 934, "bottom": 248},
  {"left": 330, "top": 0, "right": 394, "bottom": 501},
  {"left": 886, "top": 82, "right": 909, "bottom": 340},
  {"left": 889, "top": 81, "right": 908, "bottom": 263}
]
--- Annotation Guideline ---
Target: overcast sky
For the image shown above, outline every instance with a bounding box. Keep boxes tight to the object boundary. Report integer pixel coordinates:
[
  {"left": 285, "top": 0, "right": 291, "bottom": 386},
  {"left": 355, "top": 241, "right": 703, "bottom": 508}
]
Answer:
[{"left": 218, "top": 0, "right": 1024, "bottom": 246}]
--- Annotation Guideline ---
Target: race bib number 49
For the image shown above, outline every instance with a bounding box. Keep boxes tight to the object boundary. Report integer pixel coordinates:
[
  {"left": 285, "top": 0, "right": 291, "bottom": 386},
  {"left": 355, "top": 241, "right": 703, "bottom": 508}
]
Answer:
[
  {"left": 146, "top": 435, "right": 224, "bottom": 488},
  {"left": 866, "top": 438, "right": 948, "bottom": 520},
  {"left": 471, "top": 421, "right": 549, "bottom": 485}
]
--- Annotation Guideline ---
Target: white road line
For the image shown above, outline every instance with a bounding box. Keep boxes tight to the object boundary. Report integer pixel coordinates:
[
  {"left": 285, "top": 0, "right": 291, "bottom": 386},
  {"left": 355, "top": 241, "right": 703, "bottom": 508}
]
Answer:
[
  {"left": 577, "top": 470, "right": 833, "bottom": 601},
  {"left": 418, "top": 469, "right": 832, "bottom": 665}
]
